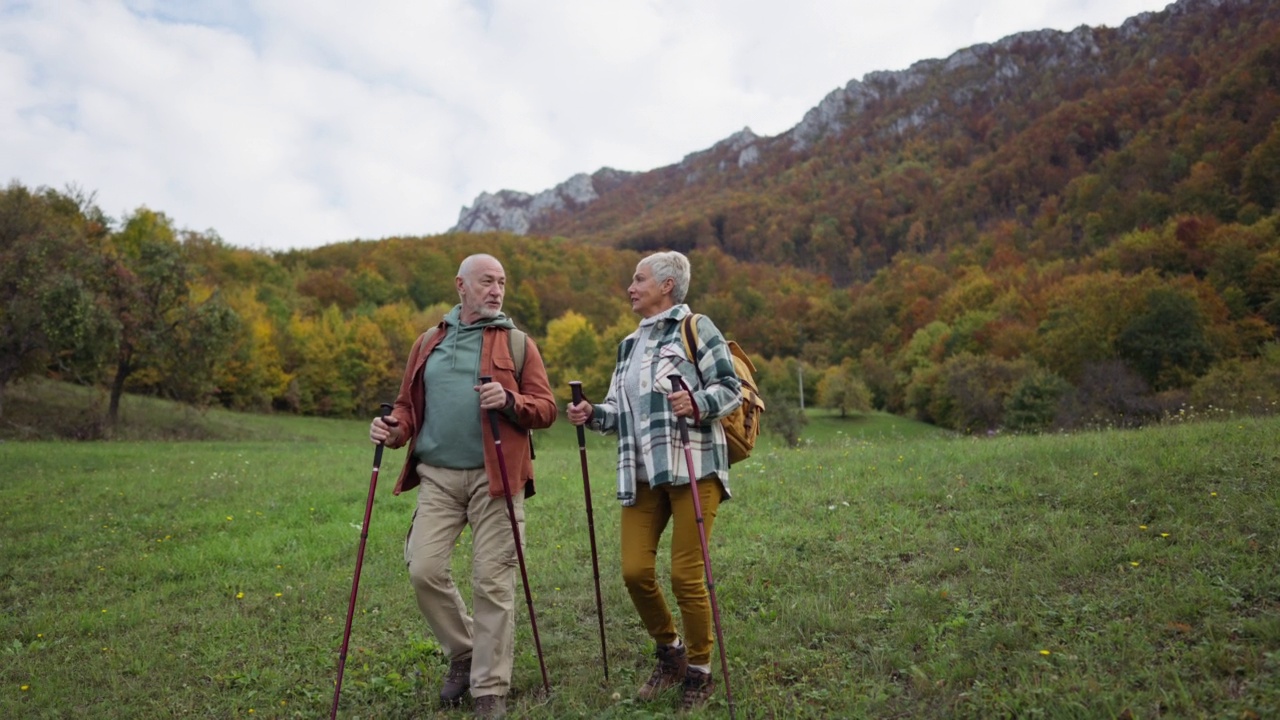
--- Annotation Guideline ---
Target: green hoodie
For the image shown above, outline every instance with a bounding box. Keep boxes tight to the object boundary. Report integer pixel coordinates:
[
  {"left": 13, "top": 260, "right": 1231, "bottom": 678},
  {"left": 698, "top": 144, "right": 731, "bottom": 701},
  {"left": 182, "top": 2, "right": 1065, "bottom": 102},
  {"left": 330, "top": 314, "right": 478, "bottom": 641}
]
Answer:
[{"left": 414, "top": 305, "right": 516, "bottom": 469}]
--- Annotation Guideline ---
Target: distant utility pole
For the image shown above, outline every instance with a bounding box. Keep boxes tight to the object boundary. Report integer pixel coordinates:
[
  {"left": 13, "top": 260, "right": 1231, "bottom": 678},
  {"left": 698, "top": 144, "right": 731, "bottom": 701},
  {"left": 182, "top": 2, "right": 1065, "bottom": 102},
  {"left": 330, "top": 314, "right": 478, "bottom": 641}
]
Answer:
[{"left": 798, "top": 364, "right": 805, "bottom": 410}]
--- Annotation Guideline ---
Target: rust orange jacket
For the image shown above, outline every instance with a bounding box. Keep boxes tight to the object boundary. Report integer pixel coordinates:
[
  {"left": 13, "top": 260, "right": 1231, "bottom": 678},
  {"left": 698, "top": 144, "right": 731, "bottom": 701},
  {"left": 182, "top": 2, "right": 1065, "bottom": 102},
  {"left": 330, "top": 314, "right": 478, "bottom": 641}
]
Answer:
[{"left": 386, "top": 323, "right": 558, "bottom": 498}]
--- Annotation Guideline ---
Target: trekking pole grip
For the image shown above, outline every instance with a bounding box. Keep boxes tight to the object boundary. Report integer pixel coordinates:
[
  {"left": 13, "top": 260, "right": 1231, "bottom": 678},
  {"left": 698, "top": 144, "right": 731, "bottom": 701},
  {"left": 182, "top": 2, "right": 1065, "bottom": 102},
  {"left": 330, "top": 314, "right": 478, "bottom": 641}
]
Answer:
[
  {"left": 668, "top": 375, "right": 692, "bottom": 445},
  {"left": 570, "top": 381, "right": 587, "bottom": 441},
  {"left": 374, "top": 402, "right": 393, "bottom": 464},
  {"left": 479, "top": 376, "right": 501, "bottom": 435}
]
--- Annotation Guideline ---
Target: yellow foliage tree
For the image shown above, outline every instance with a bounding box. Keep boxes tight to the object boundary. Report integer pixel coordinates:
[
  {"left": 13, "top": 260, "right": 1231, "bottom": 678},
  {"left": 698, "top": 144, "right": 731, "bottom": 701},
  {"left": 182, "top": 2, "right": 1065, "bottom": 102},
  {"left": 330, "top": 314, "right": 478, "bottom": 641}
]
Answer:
[
  {"left": 217, "top": 286, "right": 290, "bottom": 410},
  {"left": 542, "top": 310, "right": 601, "bottom": 403}
]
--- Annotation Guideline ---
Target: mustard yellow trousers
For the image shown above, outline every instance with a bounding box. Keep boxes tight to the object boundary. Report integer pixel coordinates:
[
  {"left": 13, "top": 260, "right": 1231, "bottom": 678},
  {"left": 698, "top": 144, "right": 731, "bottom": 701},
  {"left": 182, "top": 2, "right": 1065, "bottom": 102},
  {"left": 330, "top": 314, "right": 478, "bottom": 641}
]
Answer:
[{"left": 620, "top": 477, "right": 722, "bottom": 666}]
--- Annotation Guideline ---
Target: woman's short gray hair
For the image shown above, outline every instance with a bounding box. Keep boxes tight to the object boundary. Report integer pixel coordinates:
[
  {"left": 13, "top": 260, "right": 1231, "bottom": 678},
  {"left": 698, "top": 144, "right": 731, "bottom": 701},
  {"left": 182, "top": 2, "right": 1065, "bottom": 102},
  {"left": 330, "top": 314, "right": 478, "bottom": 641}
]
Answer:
[{"left": 641, "top": 251, "right": 691, "bottom": 303}]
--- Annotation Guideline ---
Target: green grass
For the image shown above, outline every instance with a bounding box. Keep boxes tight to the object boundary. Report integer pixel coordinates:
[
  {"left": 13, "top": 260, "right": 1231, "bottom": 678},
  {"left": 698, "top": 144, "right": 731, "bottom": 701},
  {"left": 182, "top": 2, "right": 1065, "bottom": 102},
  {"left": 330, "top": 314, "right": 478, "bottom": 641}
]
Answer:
[{"left": 1, "top": 388, "right": 1277, "bottom": 718}]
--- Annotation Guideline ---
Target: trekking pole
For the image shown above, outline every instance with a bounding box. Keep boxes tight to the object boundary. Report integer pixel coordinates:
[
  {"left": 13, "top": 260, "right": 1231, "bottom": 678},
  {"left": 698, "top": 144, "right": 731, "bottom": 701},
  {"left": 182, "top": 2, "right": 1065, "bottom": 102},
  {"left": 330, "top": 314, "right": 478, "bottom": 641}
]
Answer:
[
  {"left": 480, "top": 375, "right": 551, "bottom": 696},
  {"left": 330, "top": 402, "right": 393, "bottom": 720},
  {"left": 668, "top": 376, "right": 736, "bottom": 720},
  {"left": 569, "top": 381, "right": 610, "bottom": 681}
]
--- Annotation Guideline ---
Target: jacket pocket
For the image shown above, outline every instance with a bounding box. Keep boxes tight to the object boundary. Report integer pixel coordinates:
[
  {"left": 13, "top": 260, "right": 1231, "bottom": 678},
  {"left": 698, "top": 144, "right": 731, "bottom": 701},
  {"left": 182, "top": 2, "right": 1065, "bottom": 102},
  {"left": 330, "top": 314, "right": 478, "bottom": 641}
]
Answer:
[
  {"left": 656, "top": 345, "right": 694, "bottom": 392},
  {"left": 490, "top": 353, "right": 517, "bottom": 387}
]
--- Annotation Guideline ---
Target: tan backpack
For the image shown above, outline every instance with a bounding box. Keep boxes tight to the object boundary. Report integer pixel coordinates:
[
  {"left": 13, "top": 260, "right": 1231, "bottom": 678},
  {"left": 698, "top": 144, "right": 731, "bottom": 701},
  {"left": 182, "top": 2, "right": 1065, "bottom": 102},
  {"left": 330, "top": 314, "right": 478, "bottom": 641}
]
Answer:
[{"left": 679, "top": 314, "right": 765, "bottom": 465}]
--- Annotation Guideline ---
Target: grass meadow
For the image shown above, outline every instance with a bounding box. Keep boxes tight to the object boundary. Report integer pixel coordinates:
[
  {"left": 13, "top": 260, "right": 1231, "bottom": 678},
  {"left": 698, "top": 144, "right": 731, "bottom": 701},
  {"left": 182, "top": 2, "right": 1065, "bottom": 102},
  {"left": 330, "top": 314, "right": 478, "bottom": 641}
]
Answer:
[{"left": 1, "top": 381, "right": 1278, "bottom": 718}]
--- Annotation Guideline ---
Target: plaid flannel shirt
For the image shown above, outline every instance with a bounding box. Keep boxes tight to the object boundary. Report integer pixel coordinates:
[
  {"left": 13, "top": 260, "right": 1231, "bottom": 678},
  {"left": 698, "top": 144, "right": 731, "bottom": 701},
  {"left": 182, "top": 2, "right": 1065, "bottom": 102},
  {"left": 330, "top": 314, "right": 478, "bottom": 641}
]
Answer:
[{"left": 586, "top": 305, "right": 742, "bottom": 506}]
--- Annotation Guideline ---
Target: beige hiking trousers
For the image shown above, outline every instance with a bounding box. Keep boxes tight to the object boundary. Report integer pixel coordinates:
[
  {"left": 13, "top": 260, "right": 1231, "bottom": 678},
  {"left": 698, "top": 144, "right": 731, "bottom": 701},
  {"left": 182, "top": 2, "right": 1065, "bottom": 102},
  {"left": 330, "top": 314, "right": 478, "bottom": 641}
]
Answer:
[{"left": 404, "top": 463, "right": 524, "bottom": 697}]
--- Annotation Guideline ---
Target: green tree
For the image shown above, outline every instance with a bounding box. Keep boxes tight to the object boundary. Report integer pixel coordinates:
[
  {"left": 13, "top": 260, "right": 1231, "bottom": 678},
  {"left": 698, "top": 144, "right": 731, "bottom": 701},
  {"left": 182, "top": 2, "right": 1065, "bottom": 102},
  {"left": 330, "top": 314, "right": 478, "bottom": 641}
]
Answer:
[
  {"left": 407, "top": 251, "right": 458, "bottom": 309},
  {"left": 1004, "top": 368, "right": 1072, "bottom": 433},
  {"left": 756, "top": 356, "right": 808, "bottom": 446},
  {"left": 815, "top": 359, "right": 872, "bottom": 417},
  {"left": 1116, "top": 287, "right": 1215, "bottom": 390},
  {"left": 0, "top": 183, "right": 112, "bottom": 416},
  {"left": 504, "top": 281, "right": 546, "bottom": 335},
  {"left": 350, "top": 266, "right": 402, "bottom": 308},
  {"left": 765, "top": 399, "right": 808, "bottom": 447},
  {"left": 911, "top": 353, "right": 1035, "bottom": 432},
  {"left": 1242, "top": 119, "right": 1280, "bottom": 212},
  {"left": 154, "top": 282, "right": 240, "bottom": 406}
]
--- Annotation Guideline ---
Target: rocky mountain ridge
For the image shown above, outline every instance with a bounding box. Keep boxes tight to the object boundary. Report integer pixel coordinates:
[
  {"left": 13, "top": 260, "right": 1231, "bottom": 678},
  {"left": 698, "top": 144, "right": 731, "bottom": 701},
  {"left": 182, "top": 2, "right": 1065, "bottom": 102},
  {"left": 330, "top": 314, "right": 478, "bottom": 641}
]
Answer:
[
  {"left": 450, "top": 3, "right": 1178, "bottom": 236},
  {"left": 450, "top": 0, "right": 1267, "bottom": 259}
]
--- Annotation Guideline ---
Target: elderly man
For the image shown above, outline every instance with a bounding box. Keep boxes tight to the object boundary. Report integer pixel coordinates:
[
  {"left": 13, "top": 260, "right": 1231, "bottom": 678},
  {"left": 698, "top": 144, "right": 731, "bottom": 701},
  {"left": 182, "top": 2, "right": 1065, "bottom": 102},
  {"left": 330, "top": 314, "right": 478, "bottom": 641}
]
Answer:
[{"left": 369, "top": 253, "right": 557, "bottom": 719}]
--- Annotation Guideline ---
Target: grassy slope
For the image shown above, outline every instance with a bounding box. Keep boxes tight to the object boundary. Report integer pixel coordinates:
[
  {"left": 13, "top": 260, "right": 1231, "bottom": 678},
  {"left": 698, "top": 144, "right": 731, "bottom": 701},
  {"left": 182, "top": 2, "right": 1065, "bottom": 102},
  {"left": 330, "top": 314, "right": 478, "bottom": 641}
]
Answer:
[
  {"left": 1, "top": 387, "right": 1277, "bottom": 718},
  {"left": 0, "top": 378, "right": 358, "bottom": 443}
]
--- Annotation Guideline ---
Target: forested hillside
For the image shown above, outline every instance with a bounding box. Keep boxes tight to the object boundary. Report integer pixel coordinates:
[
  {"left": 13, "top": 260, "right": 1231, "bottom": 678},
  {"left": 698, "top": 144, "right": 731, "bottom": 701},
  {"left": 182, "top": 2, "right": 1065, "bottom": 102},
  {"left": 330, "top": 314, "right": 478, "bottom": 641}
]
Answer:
[{"left": 3, "top": 0, "right": 1279, "bottom": 437}]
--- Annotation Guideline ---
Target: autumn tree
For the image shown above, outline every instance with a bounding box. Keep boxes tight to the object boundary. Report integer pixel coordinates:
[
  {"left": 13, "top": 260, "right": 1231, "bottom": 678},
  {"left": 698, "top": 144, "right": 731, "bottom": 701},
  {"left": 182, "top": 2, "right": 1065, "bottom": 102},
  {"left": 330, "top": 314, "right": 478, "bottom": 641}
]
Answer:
[
  {"left": 102, "top": 210, "right": 238, "bottom": 423},
  {"left": 0, "top": 183, "right": 112, "bottom": 416},
  {"left": 216, "top": 287, "right": 291, "bottom": 410},
  {"left": 541, "top": 311, "right": 602, "bottom": 404},
  {"left": 1032, "top": 271, "right": 1161, "bottom": 382},
  {"left": 285, "top": 306, "right": 397, "bottom": 416}
]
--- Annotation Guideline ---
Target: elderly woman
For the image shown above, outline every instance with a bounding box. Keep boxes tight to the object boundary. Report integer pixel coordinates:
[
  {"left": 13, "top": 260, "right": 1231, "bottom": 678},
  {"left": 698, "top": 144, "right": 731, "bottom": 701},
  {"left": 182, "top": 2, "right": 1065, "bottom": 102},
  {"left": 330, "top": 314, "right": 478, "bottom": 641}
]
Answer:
[{"left": 566, "top": 250, "right": 741, "bottom": 710}]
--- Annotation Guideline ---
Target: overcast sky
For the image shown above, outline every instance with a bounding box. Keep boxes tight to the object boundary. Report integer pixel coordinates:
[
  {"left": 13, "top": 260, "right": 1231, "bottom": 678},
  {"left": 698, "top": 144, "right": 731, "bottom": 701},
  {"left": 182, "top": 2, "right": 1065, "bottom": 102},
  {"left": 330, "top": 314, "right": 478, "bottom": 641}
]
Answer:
[{"left": 3, "top": 0, "right": 1172, "bottom": 251}]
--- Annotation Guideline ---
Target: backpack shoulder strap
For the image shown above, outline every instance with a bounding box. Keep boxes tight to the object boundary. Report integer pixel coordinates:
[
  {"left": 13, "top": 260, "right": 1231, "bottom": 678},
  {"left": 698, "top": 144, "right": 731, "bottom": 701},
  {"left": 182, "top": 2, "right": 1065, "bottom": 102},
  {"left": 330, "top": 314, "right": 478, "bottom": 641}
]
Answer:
[
  {"left": 417, "top": 326, "right": 440, "bottom": 355},
  {"left": 508, "top": 328, "right": 527, "bottom": 382},
  {"left": 680, "top": 313, "right": 705, "bottom": 384},
  {"left": 505, "top": 326, "right": 533, "bottom": 458}
]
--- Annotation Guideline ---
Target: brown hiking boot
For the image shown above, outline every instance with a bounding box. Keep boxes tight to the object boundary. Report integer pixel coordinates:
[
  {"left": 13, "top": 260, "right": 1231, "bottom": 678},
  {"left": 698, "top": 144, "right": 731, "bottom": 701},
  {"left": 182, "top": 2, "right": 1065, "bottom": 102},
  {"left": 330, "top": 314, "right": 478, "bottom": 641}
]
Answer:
[
  {"left": 637, "top": 642, "right": 688, "bottom": 700},
  {"left": 680, "top": 667, "right": 715, "bottom": 711},
  {"left": 438, "top": 657, "right": 471, "bottom": 706},
  {"left": 474, "top": 694, "right": 506, "bottom": 719}
]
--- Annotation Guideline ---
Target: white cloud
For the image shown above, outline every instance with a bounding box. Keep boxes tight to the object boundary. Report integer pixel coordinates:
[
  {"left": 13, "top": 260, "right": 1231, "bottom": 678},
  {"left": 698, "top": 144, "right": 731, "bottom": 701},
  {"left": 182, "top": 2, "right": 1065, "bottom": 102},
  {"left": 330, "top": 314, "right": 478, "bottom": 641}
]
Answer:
[{"left": 1, "top": 0, "right": 1171, "bottom": 250}]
